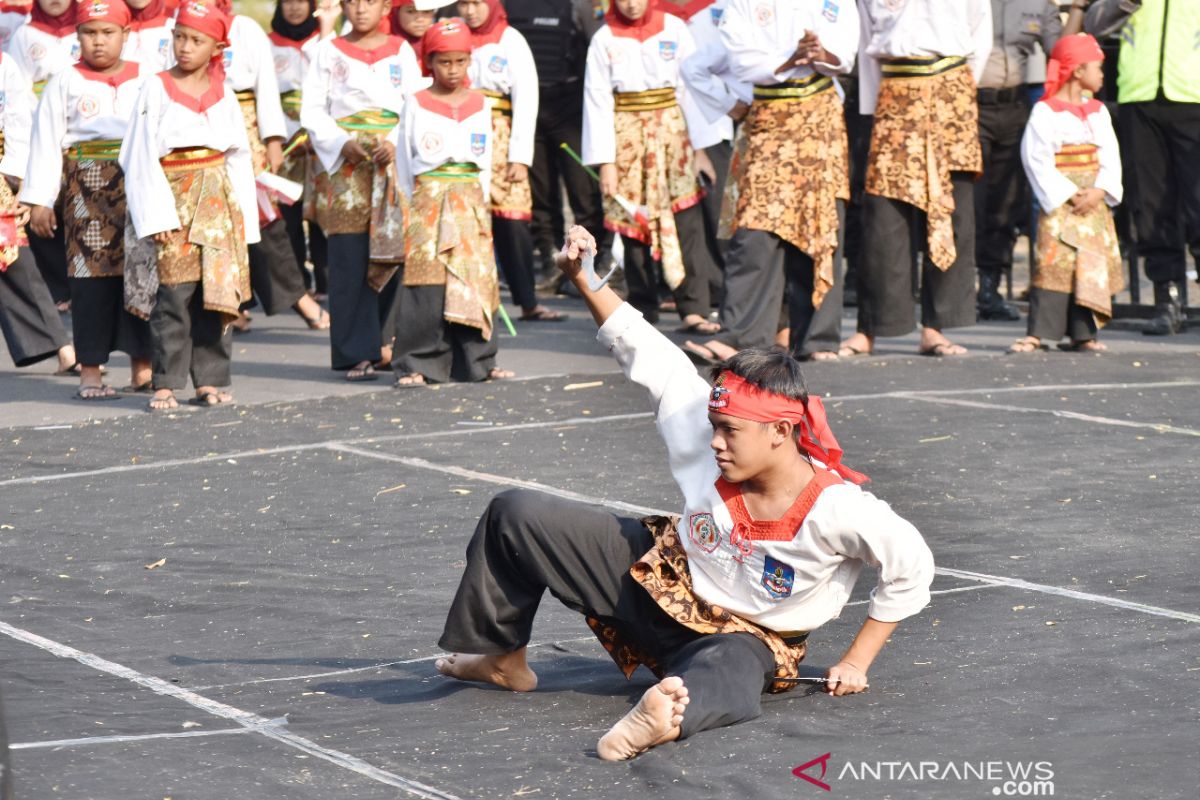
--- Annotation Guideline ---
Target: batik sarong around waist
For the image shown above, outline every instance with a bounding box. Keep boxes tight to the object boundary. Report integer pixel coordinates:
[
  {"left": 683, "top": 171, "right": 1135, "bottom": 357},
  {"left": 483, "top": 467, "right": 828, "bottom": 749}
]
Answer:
[
  {"left": 278, "top": 90, "right": 308, "bottom": 186},
  {"left": 486, "top": 99, "right": 532, "bottom": 221},
  {"left": 606, "top": 88, "right": 703, "bottom": 290},
  {"left": 0, "top": 132, "right": 29, "bottom": 272},
  {"left": 734, "top": 76, "right": 848, "bottom": 309},
  {"left": 404, "top": 164, "right": 498, "bottom": 340},
  {"left": 480, "top": 89, "right": 512, "bottom": 115},
  {"left": 1033, "top": 144, "right": 1124, "bottom": 325},
  {"left": 586, "top": 515, "right": 809, "bottom": 694},
  {"left": 151, "top": 147, "right": 251, "bottom": 324},
  {"left": 311, "top": 108, "right": 400, "bottom": 238},
  {"left": 63, "top": 139, "right": 127, "bottom": 278},
  {"left": 865, "top": 56, "right": 982, "bottom": 270},
  {"left": 234, "top": 89, "right": 271, "bottom": 176}
]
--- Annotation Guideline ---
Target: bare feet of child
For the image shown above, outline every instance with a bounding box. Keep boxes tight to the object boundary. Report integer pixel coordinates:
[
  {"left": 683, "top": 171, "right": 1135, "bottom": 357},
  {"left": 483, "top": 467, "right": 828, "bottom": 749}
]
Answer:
[
  {"left": 435, "top": 647, "right": 538, "bottom": 692},
  {"left": 597, "top": 676, "right": 690, "bottom": 761}
]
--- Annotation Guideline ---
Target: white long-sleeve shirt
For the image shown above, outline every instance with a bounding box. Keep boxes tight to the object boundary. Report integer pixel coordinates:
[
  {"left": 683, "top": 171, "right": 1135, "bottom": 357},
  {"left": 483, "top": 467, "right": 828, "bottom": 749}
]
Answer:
[
  {"left": 467, "top": 27, "right": 538, "bottom": 167},
  {"left": 675, "top": 0, "right": 738, "bottom": 148},
  {"left": 220, "top": 15, "right": 289, "bottom": 142},
  {"left": 0, "top": 6, "right": 29, "bottom": 51},
  {"left": 300, "top": 36, "right": 420, "bottom": 174},
  {"left": 719, "top": 0, "right": 857, "bottom": 86},
  {"left": 581, "top": 14, "right": 710, "bottom": 165},
  {"left": 20, "top": 62, "right": 147, "bottom": 208},
  {"left": 5, "top": 24, "right": 78, "bottom": 88},
  {"left": 857, "top": 0, "right": 992, "bottom": 115},
  {"left": 597, "top": 302, "right": 935, "bottom": 631},
  {"left": 118, "top": 73, "right": 260, "bottom": 245},
  {"left": 122, "top": 18, "right": 174, "bottom": 72},
  {"left": 680, "top": 39, "right": 752, "bottom": 127},
  {"left": 395, "top": 89, "right": 494, "bottom": 202},
  {"left": 269, "top": 32, "right": 321, "bottom": 139},
  {"left": 0, "top": 52, "right": 34, "bottom": 179},
  {"left": 1021, "top": 98, "right": 1122, "bottom": 213}
]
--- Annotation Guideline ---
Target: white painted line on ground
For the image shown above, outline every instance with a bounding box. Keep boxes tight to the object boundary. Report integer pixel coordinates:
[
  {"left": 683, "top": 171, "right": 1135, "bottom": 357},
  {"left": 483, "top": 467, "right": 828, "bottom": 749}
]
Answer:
[
  {"left": 10, "top": 725, "right": 266, "bottom": 750},
  {"left": 833, "top": 379, "right": 1200, "bottom": 403},
  {"left": 0, "top": 620, "right": 461, "bottom": 800}
]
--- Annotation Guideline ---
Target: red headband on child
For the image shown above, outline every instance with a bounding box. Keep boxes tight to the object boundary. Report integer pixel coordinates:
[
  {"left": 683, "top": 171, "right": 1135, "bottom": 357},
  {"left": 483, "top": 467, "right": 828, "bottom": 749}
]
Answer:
[
  {"left": 75, "top": 0, "right": 132, "bottom": 27},
  {"left": 708, "top": 371, "right": 868, "bottom": 484},
  {"left": 422, "top": 17, "right": 473, "bottom": 59},
  {"left": 1043, "top": 33, "right": 1104, "bottom": 101},
  {"left": 176, "top": 0, "right": 231, "bottom": 45}
]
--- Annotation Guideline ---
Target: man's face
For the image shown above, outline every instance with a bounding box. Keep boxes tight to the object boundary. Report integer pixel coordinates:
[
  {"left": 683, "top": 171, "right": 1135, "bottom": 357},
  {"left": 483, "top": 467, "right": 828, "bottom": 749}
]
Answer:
[{"left": 708, "top": 412, "right": 777, "bottom": 483}]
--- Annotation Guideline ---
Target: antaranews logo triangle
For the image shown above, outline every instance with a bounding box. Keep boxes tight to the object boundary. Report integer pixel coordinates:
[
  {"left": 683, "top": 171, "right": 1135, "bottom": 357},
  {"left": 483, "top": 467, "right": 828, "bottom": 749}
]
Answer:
[{"left": 793, "top": 753, "right": 833, "bottom": 791}]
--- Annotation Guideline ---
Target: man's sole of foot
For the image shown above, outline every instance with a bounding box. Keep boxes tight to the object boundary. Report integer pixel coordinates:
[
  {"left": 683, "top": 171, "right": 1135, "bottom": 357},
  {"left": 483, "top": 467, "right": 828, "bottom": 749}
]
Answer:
[
  {"left": 434, "top": 653, "right": 538, "bottom": 692},
  {"left": 596, "top": 676, "right": 690, "bottom": 761}
]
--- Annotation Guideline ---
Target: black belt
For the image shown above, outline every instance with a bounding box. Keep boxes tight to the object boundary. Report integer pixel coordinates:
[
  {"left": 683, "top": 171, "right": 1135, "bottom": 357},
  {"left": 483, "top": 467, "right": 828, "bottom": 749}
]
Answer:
[
  {"left": 779, "top": 632, "right": 809, "bottom": 647},
  {"left": 977, "top": 86, "right": 1024, "bottom": 105}
]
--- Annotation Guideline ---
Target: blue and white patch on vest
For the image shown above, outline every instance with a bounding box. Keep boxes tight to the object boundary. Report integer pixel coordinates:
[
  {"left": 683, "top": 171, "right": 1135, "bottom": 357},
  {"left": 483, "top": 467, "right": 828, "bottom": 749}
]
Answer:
[
  {"left": 0, "top": 91, "right": 6, "bottom": 115},
  {"left": 688, "top": 512, "right": 721, "bottom": 553},
  {"left": 470, "top": 132, "right": 487, "bottom": 156},
  {"left": 659, "top": 40, "right": 677, "bottom": 61},
  {"left": 710, "top": 6, "right": 723, "bottom": 24},
  {"left": 70, "top": 42, "right": 81, "bottom": 59},
  {"left": 223, "top": 48, "right": 234, "bottom": 69},
  {"left": 488, "top": 55, "right": 507, "bottom": 73},
  {"left": 821, "top": 0, "right": 838, "bottom": 22},
  {"left": 158, "top": 38, "right": 170, "bottom": 59},
  {"left": 390, "top": 64, "right": 403, "bottom": 87},
  {"left": 761, "top": 556, "right": 795, "bottom": 600}
]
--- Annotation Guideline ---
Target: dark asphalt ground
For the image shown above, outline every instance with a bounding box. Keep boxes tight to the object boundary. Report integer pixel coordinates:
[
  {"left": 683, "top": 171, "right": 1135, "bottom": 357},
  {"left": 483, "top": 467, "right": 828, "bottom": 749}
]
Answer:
[{"left": 1, "top": 302, "right": 1199, "bottom": 799}]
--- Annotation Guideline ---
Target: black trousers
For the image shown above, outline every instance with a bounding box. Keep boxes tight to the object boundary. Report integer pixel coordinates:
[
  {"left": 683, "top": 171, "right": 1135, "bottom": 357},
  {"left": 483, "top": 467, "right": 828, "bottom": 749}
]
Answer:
[
  {"left": 280, "top": 200, "right": 328, "bottom": 294},
  {"left": 860, "top": 174, "right": 978, "bottom": 337},
  {"left": 150, "top": 282, "right": 233, "bottom": 390},
  {"left": 975, "top": 98, "right": 1032, "bottom": 274},
  {"left": 715, "top": 204, "right": 845, "bottom": 354},
  {"left": 326, "top": 232, "right": 400, "bottom": 370},
  {"left": 28, "top": 225, "right": 69, "bottom": 305},
  {"left": 493, "top": 216, "right": 538, "bottom": 311},
  {"left": 439, "top": 489, "right": 778, "bottom": 740},
  {"left": 529, "top": 81, "right": 612, "bottom": 266},
  {"left": 68, "top": 276, "right": 152, "bottom": 366},
  {"left": 247, "top": 219, "right": 307, "bottom": 315},
  {"left": 392, "top": 283, "right": 498, "bottom": 383},
  {"left": 0, "top": 247, "right": 69, "bottom": 366},
  {"left": 623, "top": 204, "right": 717, "bottom": 322},
  {"left": 699, "top": 141, "right": 732, "bottom": 290},
  {"left": 1027, "top": 288, "right": 1097, "bottom": 343},
  {"left": 1120, "top": 99, "right": 1200, "bottom": 285}
]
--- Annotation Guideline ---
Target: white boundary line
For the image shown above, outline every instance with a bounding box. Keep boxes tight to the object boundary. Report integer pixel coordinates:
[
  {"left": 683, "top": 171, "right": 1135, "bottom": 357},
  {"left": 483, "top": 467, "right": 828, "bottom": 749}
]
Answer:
[
  {"left": 0, "top": 620, "right": 461, "bottom": 799},
  {"left": 10, "top": 726, "right": 260, "bottom": 751},
  {"left": 898, "top": 394, "right": 1200, "bottom": 437}
]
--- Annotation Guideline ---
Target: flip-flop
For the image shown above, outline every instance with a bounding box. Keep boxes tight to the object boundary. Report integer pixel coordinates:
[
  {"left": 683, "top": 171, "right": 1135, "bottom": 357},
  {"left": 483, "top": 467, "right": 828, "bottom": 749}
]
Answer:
[
  {"left": 188, "top": 391, "right": 234, "bottom": 407},
  {"left": 802, "top": 351, "right": 840, "bottom": 362},
  {"left": 487, "top": 367, "right": 516, "bottom": 381},
  {"left": 519, "top": 307, "right": 568, "bottom": 322},
  {"left": 119, "top": 382, "right": 155, "bottom": 395},
  {"left": 74, "top": 385, "right": 120, "bottom": 401},
  {"left": 918, "top": 342, "right": 968, "bottom": 357},
  {"left": 300, "top": 308, "right": 331, "bottom": 330},
  {"left": 837, "top": 344, "right": 871, "bottom": 358},
  {"left": 55, "top": 362, "right": 107, "bottom": 376},
  {"left": 393, "top": 373, "right": 427, "bottom": 389},
  {"left": 1058, "top": 340, "right": 1108, "bottom": 352},
  {"left": 676, "top": 320, "right": 722, "bottom": 335},
  {"left": 1007, "top": 337, "right": 1048, "bottom": 354},
  {"left": 146, "top": 394, "right": 180, "bottom": 413},
  {"left": 682, "top": 342, "right": 721, "bottom": 366},
  {"left": 346, "top": 364, "right": 378, "bottom": 382}
]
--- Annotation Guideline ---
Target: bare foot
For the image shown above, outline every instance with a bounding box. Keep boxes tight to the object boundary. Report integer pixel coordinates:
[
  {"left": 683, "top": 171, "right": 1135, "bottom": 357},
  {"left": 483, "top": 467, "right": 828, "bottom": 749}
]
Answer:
[
  {"left": 838, "top": 333, "right": 873, "bottom": 357},
  {"left": 596, "top": 676, "right": 690, "bottom": 761},
  {"left": 435, "top": 649, "right": 538, "bottom": 692}
]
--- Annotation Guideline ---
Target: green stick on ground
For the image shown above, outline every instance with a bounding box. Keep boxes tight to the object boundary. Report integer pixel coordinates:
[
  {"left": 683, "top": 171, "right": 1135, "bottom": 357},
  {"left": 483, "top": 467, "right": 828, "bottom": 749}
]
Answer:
[{"left": 496, "top": 303, "right": 517, "bottom": 337}]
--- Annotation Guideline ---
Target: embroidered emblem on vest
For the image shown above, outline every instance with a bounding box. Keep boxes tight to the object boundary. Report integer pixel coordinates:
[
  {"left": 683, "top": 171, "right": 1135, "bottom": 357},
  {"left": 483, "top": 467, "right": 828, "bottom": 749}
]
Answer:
[
  {"left": 470, "top": 132, "right": 487, "bottom": 155},
  {"left": 688, "top": 512, "right": 721, "bottom": 553},
  {"left": 659, "top": 40, "right": 677, "bottom": 61},
  {"left": 761, "top": 555, "right": 794, "bottom": 599},
  {"left": 390, "top": 63, "right": 403, "bottom": 87}
]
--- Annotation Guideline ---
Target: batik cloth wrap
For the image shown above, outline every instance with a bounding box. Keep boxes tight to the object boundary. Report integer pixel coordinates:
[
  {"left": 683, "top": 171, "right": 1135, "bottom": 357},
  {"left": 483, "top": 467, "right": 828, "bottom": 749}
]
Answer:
[
  {"left": 137, "top": 147, "right": 251, "bottom": 325},
  {"left": 403, "top": 163, "right": 499, "bottom": 341},
  {"left": 234, "top": 89, "right": 271, "bottom": 175},
  {"left": 606, "top": 86, "right": 704, "bottom": 290},
  {"left": 730, "top": 75, "right": 848, "bottom": 309},
  {"left": 717, "top": 121, "right": 746, "bottom": 241},
  {"left": 278, "top": 89, "right": 307, "bottom": 185},
  {"left": 0, "top": 131, "right": 29, "bottom": 272},
  {"left": 481, "top": 89, "right": 532, "bottom": 221},
  {"left": 586, "top": 515, "right": 809, "bottom": 694},
  {"left": 865, "top": 56, "right": 982, "bottom": 270},
  {"left": 1033, "top": 144, "right": 1124, "bottom": 325},
  {"left": 62, "top": 139, "right": 127, "bottom": 278}
]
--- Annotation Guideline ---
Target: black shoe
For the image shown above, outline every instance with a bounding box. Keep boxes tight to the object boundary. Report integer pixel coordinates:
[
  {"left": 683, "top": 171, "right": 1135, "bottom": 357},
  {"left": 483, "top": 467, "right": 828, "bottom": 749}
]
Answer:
[
  {"left": 976, "top": 271, "right": 1020, "bottom": 321},
  {"left": 1144, "top": 283, "right": 1183, "bottom": 336}
]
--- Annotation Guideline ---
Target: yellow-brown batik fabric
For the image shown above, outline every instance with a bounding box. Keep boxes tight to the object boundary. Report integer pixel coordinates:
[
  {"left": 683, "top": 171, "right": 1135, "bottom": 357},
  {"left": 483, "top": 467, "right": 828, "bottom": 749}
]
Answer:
[
  {"left": 732, "top": 89, "right": 849, "bottom": 309},
  {"left": 607, "top": 102, "right": 704, "bottom": 290},
  {"left": 404, "top": 172, "right": 499, "bottom": 340},
  {"left": 1034, "top": 146, "right": 1124, "bottom": 325},
  {"left": 312, "top": 130, "right": 383, "bottom": 236},
  {"left": 63, "top": 156, "right": 126, "bottom": 278},
  {"left": 279, "top": 90, "right": 307, "bottom": 186},
  {"left": 155, "top": 152, "right": 251, "bottom": 325},
  {"left": 865, "top": 63, "right": 982, "bottom": 270},
  {"left": 586, "top": 516, "right": 809, "bottom": 694},
  {"left": 235, "top": 91, "right": 271, "bottom": 176},
  {"left": 488, "top": 110, "right": 533, "bottom": 221},
  {"left": 0, "top": 163, "right": 29, "bottom": 271},
  {"left": 717, "top": 122, "right": 747, "bottom": 241}
]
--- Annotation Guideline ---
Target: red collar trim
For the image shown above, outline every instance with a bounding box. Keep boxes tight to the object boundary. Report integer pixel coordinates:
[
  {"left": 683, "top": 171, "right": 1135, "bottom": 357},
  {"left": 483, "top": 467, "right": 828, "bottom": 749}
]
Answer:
[
  {"left": 716, "top": 468, "right": 842, "bottom": 542},
  {"left": 1041, "top": 96, "right": 1104, "bottom": 120},
  {"left": 158, "top": 70, "right": 225, "bottom": 113},
  {"left": 657, "top": 0, "right": 712, "bottom": 22},
  {"left": 332, "top": 35, "right": 404, "bottom": 65},
  {"left": 0, "top": 2, "right": 32, "bottom": 13},
  {"left": 75, "top": 61, "right": 141, "bottom": 87},
  {"left": 415, "top": 88, "right": 484, "bottom": 119},
  {"left": 605, "top": 7, "right": 666, "bottom": 42},
  {"left": 269, "top": 31, "right": 318, "bottom": 50}
]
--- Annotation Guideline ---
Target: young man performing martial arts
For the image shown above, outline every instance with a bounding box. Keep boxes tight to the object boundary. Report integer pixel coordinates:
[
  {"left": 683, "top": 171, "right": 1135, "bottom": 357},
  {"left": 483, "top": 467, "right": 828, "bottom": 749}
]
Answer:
[{"left": 436, "top": 225, "right": 935, "bottom": 759}]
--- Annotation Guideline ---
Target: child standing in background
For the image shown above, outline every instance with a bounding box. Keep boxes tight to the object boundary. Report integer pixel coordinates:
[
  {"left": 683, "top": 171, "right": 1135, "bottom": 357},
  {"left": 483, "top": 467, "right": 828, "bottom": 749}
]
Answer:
[{"left": 123, "top": 0, "right": 175, "bottom": 72}]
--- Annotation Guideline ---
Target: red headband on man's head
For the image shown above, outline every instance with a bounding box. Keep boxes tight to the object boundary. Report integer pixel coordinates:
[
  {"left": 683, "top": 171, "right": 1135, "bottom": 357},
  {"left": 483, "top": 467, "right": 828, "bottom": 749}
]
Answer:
[
  {"left": 176, "top": 0, "right": 231, "bottom": 44},
  {"left": 708, "top": 371, "right": 868, "bottom": 484},
  {"left": 1043, "top": 33, "right": 1104, "bottom": 100},
  {"left": 75, "top": 0, "right": 132, "bottom": 28}
]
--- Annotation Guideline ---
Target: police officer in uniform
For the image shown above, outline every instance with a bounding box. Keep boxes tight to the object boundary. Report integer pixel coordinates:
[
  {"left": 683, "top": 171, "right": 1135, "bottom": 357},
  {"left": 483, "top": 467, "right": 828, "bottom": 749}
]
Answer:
[
  {"left": 974, "top": 0, "right": 1063, "bottom": 321},
  {"left": 505, "top": 0, "right": 612, "bottom": 281}
]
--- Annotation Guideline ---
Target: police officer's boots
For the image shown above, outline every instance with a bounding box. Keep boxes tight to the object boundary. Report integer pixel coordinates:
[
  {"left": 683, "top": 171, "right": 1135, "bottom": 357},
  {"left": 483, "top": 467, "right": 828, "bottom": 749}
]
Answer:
[
  {"left": 1144, "top": 281, "right": 1183, "bottom": 336},
  {"left": 977, "top": 269, "right": 1020, "bottom": 321}
]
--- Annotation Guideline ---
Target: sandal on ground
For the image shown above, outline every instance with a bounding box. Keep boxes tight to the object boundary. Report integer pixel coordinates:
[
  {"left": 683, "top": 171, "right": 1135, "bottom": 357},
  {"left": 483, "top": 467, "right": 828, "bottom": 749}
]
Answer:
[
  {"left": 676, "top": 319, "right": 722, "bottom": 335},
  {"left": 518, "top": 306, "right": 568, "bottom": 322},
  {"left": 837, "top": 342, "right": 872, "bottom": 358},
  {"left": 1008, "top": 336, "right": 1047, "bottom": 354},
  {"left": 346, "top": 362, "right": 378, "bottom": 382},
  {"left": 802, "top": 351, "right": 840, "bottom": 362},
  {"left": 119, "top": 381, "right": 155, "bottom": 395},
  {"left": 394, "top": 373, "right": 427, "bottom": 388},
  {"left": 55, "top": 362, "right": 106, "bottom": 377},
  {"left": 75, "top": 384, "right": 119, "bottom": 401},
  {"left": 1059, "top": 339, "right": 1107, "bottom": 352},
  {"left": 487, "top": 367, "right": 516, "bottom": 381},
  {"left": 189, "top": 391, "right": 234, "bottom": 407},
  {"left": 919, "top": 341, "right": 968, "bottom": 357},
  {"left": 147, "top": 393, "right": 179, "bottom": 412},
  {"left": 231, "top": 312, "right": 252, "bottom": 335},
  {"left": 299, "top": 307, "right": 330, "bottom": 330}
]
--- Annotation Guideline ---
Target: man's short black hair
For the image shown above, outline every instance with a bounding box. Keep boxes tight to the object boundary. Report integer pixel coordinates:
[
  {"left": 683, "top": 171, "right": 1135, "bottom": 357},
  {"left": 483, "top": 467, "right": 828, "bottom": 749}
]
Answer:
[{"left": 709, "top": 347, "right": 809, "bottom": 403}]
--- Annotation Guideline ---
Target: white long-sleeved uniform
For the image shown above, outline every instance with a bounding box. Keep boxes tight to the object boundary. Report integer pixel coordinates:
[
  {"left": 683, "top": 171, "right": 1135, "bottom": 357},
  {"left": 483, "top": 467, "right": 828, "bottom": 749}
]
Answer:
[
  {"left": 122, "top": 17, "right": 174, "bottom": 73},
  {"left": 0, "top": 52, "right": 33, "bottom": 180},
  {"left": 597, "top": 302, "right": 935, "bottom": 631},
  {"left": 857, "top": 0, "right": 992, "bottom": 115},
  {"left": 269, "top": 31, "right": 321, "bottom": 139},
  {"left": 5, "top": 23, "right": 78, "bottom": 88},
  {"left": 395, "top": 89, "right": 494, "bottom": 201},
  {"left": 673, "top": 0, "right": 739, "bottom": 148},
  {"left": 680, "top": 32, "right": 752, "bottom": 129},
  {"left": 719, "top": 0, "right": 857, "bottom": 86},
  {"left": 118, "top": 74, "right": 260, "bottom": 245},
  {"left": 467, "top": 27, "right": 538, "bottom": 167},
  {"left": 1021, "top": 98, "right": 1122, "bottom": 213},
  {"left": 300, "top": 36, "right": 421, "bottom": 174},
  {"left": 0, "top": 4, "right": 29, "bottom": 51},
  {"left": 581, "top": 14, "right": 710, "bottom": 165},
  {"left": 20, "top": 62, "right": 147, "bottom": 209},
  {"left": 218, "top": 15, "right": 289, "bottom": 143}
]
